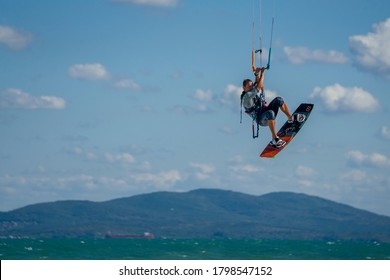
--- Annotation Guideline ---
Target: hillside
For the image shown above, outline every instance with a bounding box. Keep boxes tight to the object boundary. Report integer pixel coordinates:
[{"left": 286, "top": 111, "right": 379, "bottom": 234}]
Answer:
[{"left": 0, "top": 189, "right": 389, "bottom": 241}]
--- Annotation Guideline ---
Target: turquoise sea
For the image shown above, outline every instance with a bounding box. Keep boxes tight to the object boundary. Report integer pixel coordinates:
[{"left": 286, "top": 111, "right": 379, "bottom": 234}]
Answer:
[{"left": 1, "top": 239, "right": 389, "bottom": 260}]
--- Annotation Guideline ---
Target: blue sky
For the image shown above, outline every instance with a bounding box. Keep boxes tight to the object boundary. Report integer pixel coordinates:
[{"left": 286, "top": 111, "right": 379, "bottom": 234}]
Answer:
[{"left": 1, "top": 0, "right": 390, "bottom": 216}]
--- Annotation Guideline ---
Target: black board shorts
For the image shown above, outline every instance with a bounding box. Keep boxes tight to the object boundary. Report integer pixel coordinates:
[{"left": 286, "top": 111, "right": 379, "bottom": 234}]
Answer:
[{"left": 257, "top": 97, "right": 284, "bottom": 126}]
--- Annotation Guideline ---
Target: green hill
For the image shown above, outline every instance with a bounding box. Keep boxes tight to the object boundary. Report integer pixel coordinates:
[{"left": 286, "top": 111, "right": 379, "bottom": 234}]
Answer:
[{"left": 0, "top": 189, "right": 389, "bottom": 241}]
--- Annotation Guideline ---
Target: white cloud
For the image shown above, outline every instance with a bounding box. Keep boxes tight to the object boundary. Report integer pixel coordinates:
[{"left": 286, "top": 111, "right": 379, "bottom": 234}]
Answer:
[
  {"left": 0, "top": 173, "right": 96, "bottom": 190},
  {"left": 57, "top": 174, "right": 96, "bottom": 190},
  {"left": 71, "top": 148, "right": 137, "bottom": 166},
  {"left": 172, "top": 88, "right": 215, "bottom": 115},
  {"left": 97, "top": 176, "right": 129, "bottom": 188},
  {"left": 370, "top": 153, "right": 390, "bottom": 167},
  {"left": 298, "top": 180, "right": 314, "bottom": 188},
  {"left": 130, "top": 169, "right": 182, "bottom": 188},
  {"left": 0, "top": 25, "right": 33, "bottom": 50},
  {"left": 195, "top": 104, "right": 212, "bottom": 112},
  {"left": 348, "top": 150, "right": 366, "bottom": 165},
  {"left": 347, "top": 150, "right": 390, "bottom": 168},
  {"left": 309, "top": 83, "right": 379, "bottom": 113},
  {"left": 381, "top": 126, "right": 390, "bottom": 140},
  {"left": 172, "top": 103, "right": 213, "bottom": 115},
  {"left": 188, "top": 89, "right": 214, "bottom": 113},
  {"left": 349, "top": 18, "right": 390, "bottom": 79},
  {"left": 70, "top": 147, "right": 98, "bottom": 161},
  {"left": 72, "top": 147, "right": 83, "bottom": 155},
  {"left": 0, "top": 173, "right": 139, "bottom": 210},
  {"left": 0, "top": 88, "right": 66, "bottom": 109},
  {"left": 112, "top": 0, "right": 178, "bottom": 7},
  {"left": 229, "top": 164, "right": 264, "bottom": 173},
  {"left": 189, "top": 162, "right": 215, "bottom": 180},
  {"left": 263, "top": 89, "right": 278, "bottom": 104},
  {"left": 220, "top": 84, "right": 242, "bottom": 110},
  {"left": 105, "top": 152, "right": 136, "bottom": 165},
  {"left": 341, "top": 169, "right": 367, "bottom": 183},
  {"left": 114, "top": 79, "right": 141, "bottom": 91},
  {"left": 68, "top": 63, "right": 110, "bottom": 80},
  {"left": 284, "top": 46, "right": 348, "bottom": 64},
  {"left": 296, "top": 165, "right": 315, "bottom": 177},
  {"left": 191, "top": 164, "right": 213, "bottom": 180},
  {"left": 189, "top": 162, "right": 215, "bottom": 174},
  {"left": 193, "top": 89, "right": 213, "bottom": 102}
]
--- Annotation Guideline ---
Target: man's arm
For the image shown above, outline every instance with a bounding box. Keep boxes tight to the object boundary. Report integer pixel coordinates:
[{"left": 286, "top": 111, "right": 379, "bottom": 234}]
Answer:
[{"left": 255, "top": 67, "right": 265, "bottom": 92}]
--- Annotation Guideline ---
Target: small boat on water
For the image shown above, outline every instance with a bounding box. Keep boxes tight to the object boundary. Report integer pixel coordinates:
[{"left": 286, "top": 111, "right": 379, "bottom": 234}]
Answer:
[{"left": 105, "top": 232, "right": 154, "bottom": 239}]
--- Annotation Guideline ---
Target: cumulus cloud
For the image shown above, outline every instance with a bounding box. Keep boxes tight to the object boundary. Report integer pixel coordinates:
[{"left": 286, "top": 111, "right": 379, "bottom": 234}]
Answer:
[
  {"left": 0, "top": 25, "right": 33, "bottom": 50},
  {"left": 0, "top": 88, "right": 66, "bottom": 109},
  {"left": 188, "top": 89, "right": 214, "bottom": 113},
  {"left": 381, "top": 126, "right": 390, "bottom": 140},
  {"left": 263, "top": 89, "right": 278, "bottom": 104},
  {"left": 69, "top": 147, "right": 99, "bottom": 161},
  {"left": 57, "top": 174, "right": 96, "bottom": 189},
  {"left": 112, "top": 0, "right": 178, "bottom": 7},
  {"left": 193, "top": 89, "right": 213, "bottom": 102},
  {"left": 0, "top": 173, "right": 97, "bottom": 190},
  {"left": 341, "top": 169, "right": 367, "bottom": 183},
  {"left": 70, "top": 147, "right": 137, "bottom": 166},
  {"left": 130, "top": 169, "right": 182, "bottom": 188},
  {"left": 229, "top": 164, "right": 264, "bottom": 173},
  {"left": 298, "top": 180, "right": 313, "bottom": 188},
  {"left": 114, "top": 79, "right": 141, "bottom": 91},
  {"left": 172, "top": 103, "right": 213, "bottom": 115},
  {"left": 349, "top": 18, "right": 390, "bottom": 79},
  {"left": 68, "top": 63, "right": 110, "bottom": 80},
  {"left": 220, "top": 84, "right": 242, "bottom": 110},
  {"left": 284, "top": 46, "right": 348, "bottom": 64},
  {"left": 189, "top": 162, "right": 215, "bottom": 173},
  {"left": 172, "top": 89, "right": 215, "bottom": 115},
  {"left": 189, "top": 162, "right": 215, "bottom": 180},
  {"left": 347, "top": 150, "right": 390, "bottom": 168},
  {"left": 309, "top": 83, "right": 379, "bottom": 113},
  {"left": 105, "top": 152, "right": 136, "bottom": 165},
  {"left": 295, "top": 165, "right": 315, "bottom": 177}
]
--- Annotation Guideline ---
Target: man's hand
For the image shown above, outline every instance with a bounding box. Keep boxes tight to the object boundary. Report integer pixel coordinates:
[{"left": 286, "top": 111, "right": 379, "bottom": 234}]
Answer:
[{"left": 255, "top": 67, "right": 266, "bottom": 76}]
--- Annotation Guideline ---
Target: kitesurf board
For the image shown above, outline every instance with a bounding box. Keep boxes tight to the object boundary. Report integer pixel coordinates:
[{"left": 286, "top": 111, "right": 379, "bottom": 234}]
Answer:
[{"left": 260, "top": 103, "right": 314, "bottom": 158}]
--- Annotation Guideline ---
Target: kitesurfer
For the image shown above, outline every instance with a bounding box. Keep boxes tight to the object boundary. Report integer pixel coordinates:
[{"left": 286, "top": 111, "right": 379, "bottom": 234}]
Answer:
[{"left": 241, "top": 67, "right": 300, "bottom": 148}]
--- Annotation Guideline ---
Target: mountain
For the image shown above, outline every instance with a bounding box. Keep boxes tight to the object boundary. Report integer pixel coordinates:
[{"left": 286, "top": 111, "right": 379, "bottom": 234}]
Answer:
[{"left": 0, "top": 189, "right": 389, "bottom": 241}]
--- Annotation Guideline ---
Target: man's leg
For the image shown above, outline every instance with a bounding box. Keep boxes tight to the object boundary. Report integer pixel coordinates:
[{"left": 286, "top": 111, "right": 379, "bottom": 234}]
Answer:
[
  {"left": 268, "top": 119, "right": 286, "bottom": 147},
  {"left": 258, "top": 108, "right": 283, "bottom": 142},
  {"left": 268, "top": 119, "right": 277, "bottom": 140},
  {"left": 268, "top": 97, "right": 293, "bottom": 121},
  {"left": 280, "top": 102, "right": 293, "bottom": 121}
]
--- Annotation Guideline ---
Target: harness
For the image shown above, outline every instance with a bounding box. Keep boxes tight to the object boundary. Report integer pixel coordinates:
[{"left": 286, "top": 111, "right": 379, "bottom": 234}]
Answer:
[{"left": 240, "top": 89, "right": 266, "bottom": 139}]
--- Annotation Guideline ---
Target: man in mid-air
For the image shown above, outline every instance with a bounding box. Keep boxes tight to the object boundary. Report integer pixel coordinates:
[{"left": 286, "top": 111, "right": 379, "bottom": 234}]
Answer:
[{"left": 241, "top": 67, "right": 304, "bottom": 148}]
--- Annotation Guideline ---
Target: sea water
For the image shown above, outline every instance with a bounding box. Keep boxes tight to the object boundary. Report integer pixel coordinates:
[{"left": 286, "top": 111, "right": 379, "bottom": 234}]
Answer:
[{"left": 0, "top": 239, "right": 389, "bottom": 260}]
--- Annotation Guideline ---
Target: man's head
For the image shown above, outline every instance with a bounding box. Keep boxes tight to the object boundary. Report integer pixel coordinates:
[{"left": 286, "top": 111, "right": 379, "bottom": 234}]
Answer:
[{"left": 243, "top": 79, "right": 253, "bottom": 92}]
